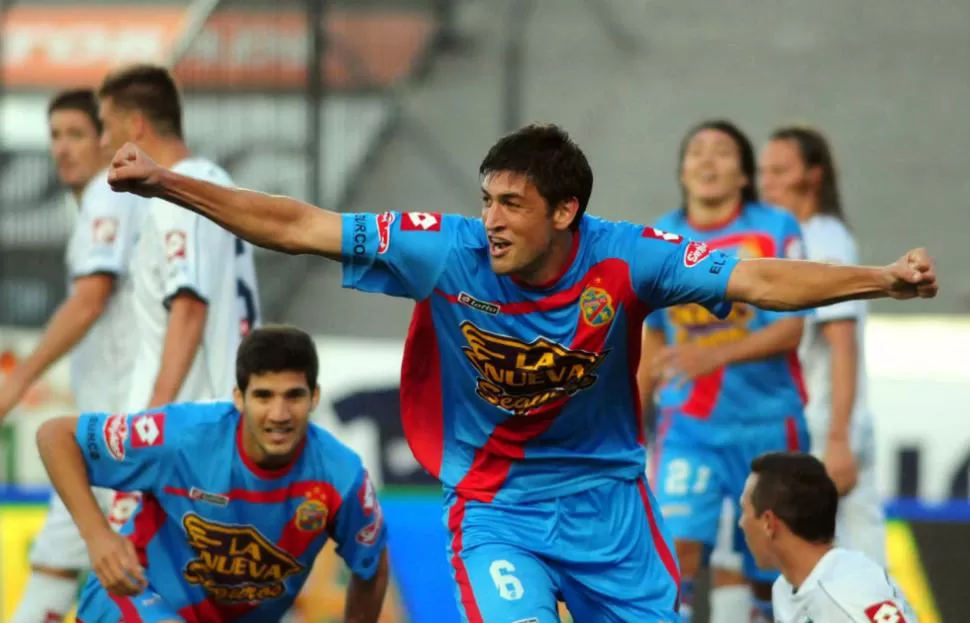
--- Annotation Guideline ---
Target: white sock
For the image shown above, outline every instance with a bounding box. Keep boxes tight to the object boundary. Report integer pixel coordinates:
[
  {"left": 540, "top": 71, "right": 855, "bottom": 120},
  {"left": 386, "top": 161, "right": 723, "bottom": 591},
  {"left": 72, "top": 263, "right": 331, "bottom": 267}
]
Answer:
[
  {"left": 709, "top": 584, "right": 752, "bottom": 623},
  {"left": 9, "top": 570, "right": 79, "bottom": 623}
]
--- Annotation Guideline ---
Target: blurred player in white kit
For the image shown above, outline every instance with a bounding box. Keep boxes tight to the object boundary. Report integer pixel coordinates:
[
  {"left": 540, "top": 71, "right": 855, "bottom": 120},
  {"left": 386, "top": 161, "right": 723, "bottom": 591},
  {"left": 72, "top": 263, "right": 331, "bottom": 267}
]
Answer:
[
  {"left": 740, "top": 452, "right": 916, "bottom": 622},
  {"left": 759, "top": 125, "right": 886, "bottom": 564},
  {"left": 95, "top": 64, "right": 261, "bottom": 523},
  {"left": 0, "top": 89, "right": 145, "bottom": 622}
]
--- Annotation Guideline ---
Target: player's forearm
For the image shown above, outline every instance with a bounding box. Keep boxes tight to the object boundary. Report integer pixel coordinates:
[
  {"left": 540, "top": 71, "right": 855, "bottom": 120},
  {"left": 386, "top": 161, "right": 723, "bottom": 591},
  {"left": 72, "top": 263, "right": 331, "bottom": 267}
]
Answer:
[
  {"left": 148, "top": 296, "right": 207, "bottom": 408},
  {"left": 155, "top": 169, "right": 340, "bottom": 256},
  {"left": 708, "top": 316, "right": 804, "bottom": 367},
  {"left": 7, "top": 291, "right": 107, "bottom": 394},
  {"left": 36, "top": 417, "right": 112, "bottom": 540},
  {"left": 345, "top": 549, "right": 390, "bottom": 623},
  {"left": 727, "top": 259, "right": 891, "bottom": 311},
  {"left": 825, "top": 324, "right": 859, "bottom": 440}
]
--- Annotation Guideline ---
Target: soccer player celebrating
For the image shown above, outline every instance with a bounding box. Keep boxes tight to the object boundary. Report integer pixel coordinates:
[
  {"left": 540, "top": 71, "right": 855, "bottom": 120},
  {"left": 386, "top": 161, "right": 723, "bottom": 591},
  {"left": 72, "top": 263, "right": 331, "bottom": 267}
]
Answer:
[
  {"left": 36, "top": 325, "right": 389, "bottom": 622},
  {"left": 638, "top": 120, "right": 810, "bottom": 623},
  {"left": 739, "top": 452, "right": 916, "bottom": 622},
  {"left": 1, "top": 89, "right": 144, "bottom": 623},
  {"left": 106, "top": 123, "right": 935, "bottom": 621},
  {"left": 760, "top": 126, "right": 886, "bottom": 564}
]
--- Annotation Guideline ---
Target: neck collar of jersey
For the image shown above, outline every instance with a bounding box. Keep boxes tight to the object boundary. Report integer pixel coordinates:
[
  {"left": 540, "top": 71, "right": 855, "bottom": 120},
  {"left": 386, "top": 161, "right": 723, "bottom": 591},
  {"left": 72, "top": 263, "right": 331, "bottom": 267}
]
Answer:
[
  {"left": 511, "top": 228, "right": 580, "bottom": 290},
  {"left": 686, "top": 200, "right": 743, "bottom": 231},
  {"left": 235, "top": 413, "right": 307, "bottom": 480}
]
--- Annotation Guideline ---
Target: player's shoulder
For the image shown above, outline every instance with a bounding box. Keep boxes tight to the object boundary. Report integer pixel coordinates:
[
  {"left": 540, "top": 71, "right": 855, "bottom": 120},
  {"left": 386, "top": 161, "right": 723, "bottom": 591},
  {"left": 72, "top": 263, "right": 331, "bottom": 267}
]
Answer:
[
  {"left": 172, "top": 157, "right": 234, "bottom": 187},
  {"left": 816, "top": 549, "right": 898, "bottom": 603},
  {"left": 744, "top": 201, "right": 800, "bottom": 230},
  {"left": 301, "top": 423, "right": 365, "bottom": 491},
  {"left": 581, "top": 212, "right": 683, "bottom": 252},
  {"left": 155, "top": 401, "right": 238, "bottom": 437}
]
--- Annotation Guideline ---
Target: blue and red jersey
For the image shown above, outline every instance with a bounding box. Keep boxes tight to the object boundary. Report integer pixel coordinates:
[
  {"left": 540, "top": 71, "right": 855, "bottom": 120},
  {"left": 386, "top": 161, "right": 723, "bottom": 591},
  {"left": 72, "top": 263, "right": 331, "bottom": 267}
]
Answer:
[
  {"left": 341, "top": 211, "right": 740, "bottom": 504},
  {"left": 74, "top": 402, "right": 387, "bottom": 622},
  {"left": 645, "top": 203, "right": 809, "bottom": 438}
]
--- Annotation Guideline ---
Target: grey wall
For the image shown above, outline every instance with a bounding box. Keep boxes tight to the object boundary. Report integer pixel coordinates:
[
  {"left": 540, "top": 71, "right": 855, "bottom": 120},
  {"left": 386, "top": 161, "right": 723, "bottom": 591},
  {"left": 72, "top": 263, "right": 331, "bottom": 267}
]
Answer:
[{"left": 284, "top": 0, "right": 970, "bottom": 335}]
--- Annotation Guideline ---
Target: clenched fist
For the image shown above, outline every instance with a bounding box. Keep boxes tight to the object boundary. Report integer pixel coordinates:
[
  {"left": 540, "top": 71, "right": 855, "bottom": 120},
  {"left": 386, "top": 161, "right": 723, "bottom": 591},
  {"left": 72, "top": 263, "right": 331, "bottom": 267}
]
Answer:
[
  {"left": 107, "top": 142, "right": 164, "bottom": 198},
  {"left": 884, "top": 248, "right": 938, "bottom": 300}
]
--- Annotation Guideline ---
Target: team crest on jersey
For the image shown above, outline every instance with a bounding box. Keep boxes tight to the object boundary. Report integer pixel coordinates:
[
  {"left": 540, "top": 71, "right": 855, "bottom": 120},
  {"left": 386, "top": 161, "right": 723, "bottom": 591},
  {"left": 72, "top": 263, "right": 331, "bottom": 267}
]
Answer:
[
  {"left": 295, "top": 498, "right": 328, "bottom": 532},
  {"left": 579, "top": 286, "right": 615, "bottom": 328},
  {"left": 460, "top": 321, "right": 609, "bottom": 416},
  {"left": 182, "top": 514, "right": 304, "bottom": 603}
]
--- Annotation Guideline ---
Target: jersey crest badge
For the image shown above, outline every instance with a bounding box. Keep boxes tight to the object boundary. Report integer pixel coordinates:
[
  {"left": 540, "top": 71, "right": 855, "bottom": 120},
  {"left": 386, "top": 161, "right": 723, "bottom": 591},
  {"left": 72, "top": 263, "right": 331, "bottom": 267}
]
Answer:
[
  {"left": 295, "top": 498, "right": 329, "bottom": 533},
  {"left": 579, "top": 286, "right": 615, "bottom": 328}
]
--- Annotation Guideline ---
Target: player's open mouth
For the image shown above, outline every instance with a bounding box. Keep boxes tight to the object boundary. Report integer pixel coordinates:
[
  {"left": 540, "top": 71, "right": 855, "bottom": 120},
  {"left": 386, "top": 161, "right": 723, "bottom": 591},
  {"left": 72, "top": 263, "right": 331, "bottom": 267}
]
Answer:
[
  {"left": 265, "top": 427, "right": 294, "bottom": 444},
  {"left": 489, "top": 238, "right": 511, "bottom": 258}
]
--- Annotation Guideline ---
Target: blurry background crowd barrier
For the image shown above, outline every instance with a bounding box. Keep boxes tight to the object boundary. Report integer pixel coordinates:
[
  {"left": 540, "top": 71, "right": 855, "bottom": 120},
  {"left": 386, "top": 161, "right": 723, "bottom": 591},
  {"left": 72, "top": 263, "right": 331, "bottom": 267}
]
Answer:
[{"left": 0, "top": 0, "right": 968, "bottom": 621}]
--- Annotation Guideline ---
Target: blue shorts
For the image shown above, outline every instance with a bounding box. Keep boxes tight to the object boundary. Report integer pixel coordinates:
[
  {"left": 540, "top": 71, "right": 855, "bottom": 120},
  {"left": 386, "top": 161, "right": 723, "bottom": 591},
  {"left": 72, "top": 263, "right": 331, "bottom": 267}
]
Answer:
[
  {"left": 443, "top": 477, "right": 681, "bottom": 623},
  {"left": 649, "top": 415, "right": 808, "bottom": 583},
  {"left": 77, "top": 575, "right": 183, "bottom": 623}
]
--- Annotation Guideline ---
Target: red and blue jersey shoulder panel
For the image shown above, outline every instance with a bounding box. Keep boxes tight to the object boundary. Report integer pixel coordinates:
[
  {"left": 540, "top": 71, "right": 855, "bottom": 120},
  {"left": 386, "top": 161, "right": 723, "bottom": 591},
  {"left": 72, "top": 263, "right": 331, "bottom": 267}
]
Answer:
[{"left": 340, "top": 211, "right": 482, "bottom": 300}]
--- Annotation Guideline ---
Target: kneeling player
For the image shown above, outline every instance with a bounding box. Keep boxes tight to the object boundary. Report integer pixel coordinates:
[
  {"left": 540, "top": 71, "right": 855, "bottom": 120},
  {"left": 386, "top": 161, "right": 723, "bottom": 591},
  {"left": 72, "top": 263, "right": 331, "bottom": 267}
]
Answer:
[
  {"left": 739, "top": 452, "right": 916, "bottom": 622},
  {"left": 36, "top": 325, "right": 389, "bottom": 622}
]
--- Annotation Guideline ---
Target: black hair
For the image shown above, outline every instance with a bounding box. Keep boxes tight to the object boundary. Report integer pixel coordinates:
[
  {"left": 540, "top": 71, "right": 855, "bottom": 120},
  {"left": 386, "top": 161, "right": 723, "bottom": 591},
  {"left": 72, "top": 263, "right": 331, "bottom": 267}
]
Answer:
[
  {"left": 48, "top": 88, "right": 102, "bottom": 134},
  {"left": 678, "top": 119, "right": 758, "bottom": 206},
  {"left": 98, "top": 63, "right": 184, "bottom": 138},
  {"left": 479, "top": 123, "right": 593, "bottom": 230},
  {"left": 749, "top": 451, "right": 838, "bottom": 544},
  {"left": 235, "top": 325, "right": 319, "bottom": 392}
]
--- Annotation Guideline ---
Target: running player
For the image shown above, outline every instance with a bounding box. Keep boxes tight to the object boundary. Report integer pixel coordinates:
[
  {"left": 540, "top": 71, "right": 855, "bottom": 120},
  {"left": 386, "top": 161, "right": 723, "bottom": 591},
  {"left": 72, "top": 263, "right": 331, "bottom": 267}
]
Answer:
[
  {"left": 97, "top": 63, "right": 261, "bottom": 525},
  {"left": 739, "top": 452, "right": 916, "bottom": 622},
  {"left": 106, "top": 123, "right": 936, "bottom": 622},
  {"left": 760, "top": 125, "right": 886, "bottom": 564},
  {"left": 637, "top": 120, "right": 809, "bottom": 623},
  {"left": 35, "top": 325, "right": 389, "bottom": 622},
  {"left": 0, "top": 88, "right": 144, "bottom": 622}
]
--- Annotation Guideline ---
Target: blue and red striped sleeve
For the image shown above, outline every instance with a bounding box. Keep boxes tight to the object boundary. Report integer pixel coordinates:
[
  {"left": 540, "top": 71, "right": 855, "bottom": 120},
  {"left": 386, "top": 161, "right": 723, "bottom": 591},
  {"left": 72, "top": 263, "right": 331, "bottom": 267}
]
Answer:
[{"left": 330, "top": 465, "right": 388, "bottom": 580}]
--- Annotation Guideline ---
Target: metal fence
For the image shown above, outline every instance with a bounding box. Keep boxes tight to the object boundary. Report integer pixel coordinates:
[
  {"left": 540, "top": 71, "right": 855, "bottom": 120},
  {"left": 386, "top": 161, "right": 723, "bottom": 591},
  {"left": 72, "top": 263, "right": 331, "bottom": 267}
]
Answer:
[{"left": 0, "top": 0, "right": 454, "bottom": 325}]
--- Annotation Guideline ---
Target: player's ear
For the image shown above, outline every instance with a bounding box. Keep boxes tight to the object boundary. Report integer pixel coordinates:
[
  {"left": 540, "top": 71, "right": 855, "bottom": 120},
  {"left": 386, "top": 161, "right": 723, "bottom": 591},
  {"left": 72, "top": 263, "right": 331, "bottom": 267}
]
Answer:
[
  {"left": 552, "top": 198, "right": 578, "bottom": 232},
  {"left": 310, "top": 385, "right": 320, "bottom": 411},
  {"left": 232, "top": 386, "right": 244, "bottom": 412}
]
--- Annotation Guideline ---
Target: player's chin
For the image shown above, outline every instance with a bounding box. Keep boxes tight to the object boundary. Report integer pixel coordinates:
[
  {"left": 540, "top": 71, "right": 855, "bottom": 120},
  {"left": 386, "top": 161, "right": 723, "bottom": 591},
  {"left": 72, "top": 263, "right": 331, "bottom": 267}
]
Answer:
[{"left": 488, "top": 254, "right": 519, "bottom": 276}]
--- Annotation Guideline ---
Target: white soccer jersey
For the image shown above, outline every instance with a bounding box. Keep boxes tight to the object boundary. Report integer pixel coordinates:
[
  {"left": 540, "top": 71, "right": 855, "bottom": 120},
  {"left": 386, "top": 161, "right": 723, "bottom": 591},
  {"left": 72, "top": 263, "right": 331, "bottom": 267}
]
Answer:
[
  {"left": 126, "top": 157, "right": 260, "bottom": 409},
  {"left": 798, "top": 214, "right": 873, "bottom": 449},
  {"left": 773, "top": 548, "right": 917, "bottom": 622},
  {"left": 66, "top": 169, "right": 145, "bottom": 412}
]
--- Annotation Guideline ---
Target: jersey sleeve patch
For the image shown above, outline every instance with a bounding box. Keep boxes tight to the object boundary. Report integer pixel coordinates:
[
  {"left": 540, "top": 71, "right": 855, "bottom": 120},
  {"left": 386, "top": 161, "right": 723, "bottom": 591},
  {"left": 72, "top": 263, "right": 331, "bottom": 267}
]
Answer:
[
  {"left": 355, "top": 471, "right": 384, "bottom": 546},
  {"left": 165, "top": 230, "right": 188, "bottom": 261},
  {"left": 92, "top": 217, "right": 119, "bottom": 244},
  {"left": 103, "top": 413, "right": 130, "bottom": 461},
  {"left": 131, "top": 412, "right": 166, "bottom": 449},
  {"left": 864, "top": 600, "right": 908, "bottom": 623},
  {"left": 683, "top": 241, "right": 712, "bottom": 267},
  {"left": 399, "top": 211, "right": 442, "bottom": 232},
  {"left": 642, "top": 226, "right": 683, "bottom": 244}
]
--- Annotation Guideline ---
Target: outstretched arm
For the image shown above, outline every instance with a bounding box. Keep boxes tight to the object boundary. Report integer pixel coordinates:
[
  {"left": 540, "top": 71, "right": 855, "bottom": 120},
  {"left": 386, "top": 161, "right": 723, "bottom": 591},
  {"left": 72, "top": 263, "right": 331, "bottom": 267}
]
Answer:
[
  {"left": 107, "top": 143, "right": 341, "bottom": 257},
  {"left": 725, "top": 250, "right": 937, "bottom": 310}
]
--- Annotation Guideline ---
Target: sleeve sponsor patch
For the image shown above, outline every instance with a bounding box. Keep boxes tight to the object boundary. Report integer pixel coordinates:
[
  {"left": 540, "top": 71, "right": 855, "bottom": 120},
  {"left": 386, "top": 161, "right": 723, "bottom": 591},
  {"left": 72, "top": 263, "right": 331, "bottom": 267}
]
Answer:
[
  {"left": 355, "top": 471, "right": 384, "bottom": 546},
  {"left": 131, "top": 412, "right": 165, "bottom": 448},
  {"left": 103, "top": 414, "right": 129, "bottom": 461},
  {"left": 377, "top": 212, "right": 395, "bottom": 254},
  {"left": 165, "top": 230, "right": 188, "bottom": 261},
  {"left": 400, "top": 212, "right": 441, "bottom": 232},
  {"left": 683, "top": 241, "right": 711, "bottom": 268},
  {"left": 641, "top": 227, "right": 683, "bottom": 244},
  {"left": 864, "top": 600, "right": 907, "bottom": 623},
  {"left": 92, "top": 217, "right": 119, "bottom": 244}
]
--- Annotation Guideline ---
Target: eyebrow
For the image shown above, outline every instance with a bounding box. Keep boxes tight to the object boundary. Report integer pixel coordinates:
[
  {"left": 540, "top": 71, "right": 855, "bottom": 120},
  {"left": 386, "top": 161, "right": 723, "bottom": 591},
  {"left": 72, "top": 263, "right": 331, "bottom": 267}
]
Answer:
[{"left": 481, "top": 187, "right": 526, "bottom": 200}]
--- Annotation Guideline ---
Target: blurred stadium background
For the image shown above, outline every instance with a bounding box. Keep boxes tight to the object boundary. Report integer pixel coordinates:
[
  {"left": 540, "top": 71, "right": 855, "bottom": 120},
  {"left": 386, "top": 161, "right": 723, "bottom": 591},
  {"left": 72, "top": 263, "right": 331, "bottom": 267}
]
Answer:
[{"left": 1, "top": 0, "right": 968, "bottom": 621}]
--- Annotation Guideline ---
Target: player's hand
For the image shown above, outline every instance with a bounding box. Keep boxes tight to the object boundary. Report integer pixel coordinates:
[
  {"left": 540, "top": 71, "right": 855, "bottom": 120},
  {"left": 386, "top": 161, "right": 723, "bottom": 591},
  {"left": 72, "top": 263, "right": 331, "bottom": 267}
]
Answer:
[
  {"left": 824, "top": 436, "right": 859, "bottom": 496},
  {"left": 86, "top": 528, "right": 148, "bottom": 597},
  {"left": 651, "top": 344, "right": 723, "bottom": 387},
  {"left": 884, "top": 248, "right": 938, "bottom": 300},
  {"left": 107, "top": 142, "right": 164, "bottom": 198}
]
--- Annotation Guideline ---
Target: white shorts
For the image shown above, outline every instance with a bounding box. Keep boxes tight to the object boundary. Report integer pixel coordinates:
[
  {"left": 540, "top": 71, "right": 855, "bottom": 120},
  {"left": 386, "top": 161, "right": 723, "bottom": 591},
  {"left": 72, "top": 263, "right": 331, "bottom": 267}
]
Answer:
[{"left": 29, "top": 488, "right": 115, "bottom": 570}]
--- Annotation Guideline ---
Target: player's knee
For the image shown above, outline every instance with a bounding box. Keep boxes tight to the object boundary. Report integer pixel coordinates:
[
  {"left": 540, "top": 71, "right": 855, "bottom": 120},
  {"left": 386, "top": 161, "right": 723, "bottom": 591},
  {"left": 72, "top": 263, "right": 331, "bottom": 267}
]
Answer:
[
  {"left": 29, "top": 564, "right": 78, "bottom": 580},
  {"left": 674, "top": 540, "right": 704, "bottom": 578}
]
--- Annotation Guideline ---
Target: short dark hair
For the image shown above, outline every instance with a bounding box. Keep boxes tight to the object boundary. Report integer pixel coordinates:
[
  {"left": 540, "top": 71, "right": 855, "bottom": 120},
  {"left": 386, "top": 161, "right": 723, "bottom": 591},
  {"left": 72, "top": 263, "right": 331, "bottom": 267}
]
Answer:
[
  {"left": 770, "top": 125, "right": 846, "bottom": 224},
  {"left": 479, "top": 123, "right": 593, "bottom": 230},
  {"left": 749, "top": 451, "right": 838, "bottom": 543},
  {"left": 98, "top": 63, "right": 184, "bottom": 138},
  {"left": 679, "top": 119, "right": 759, "bottom": 205},
  {"left": 48, "top": 88, "right": 102, "bottom": 134},
  {"left": 235, "top": 325, "right": 319, "bottom": 392}
]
